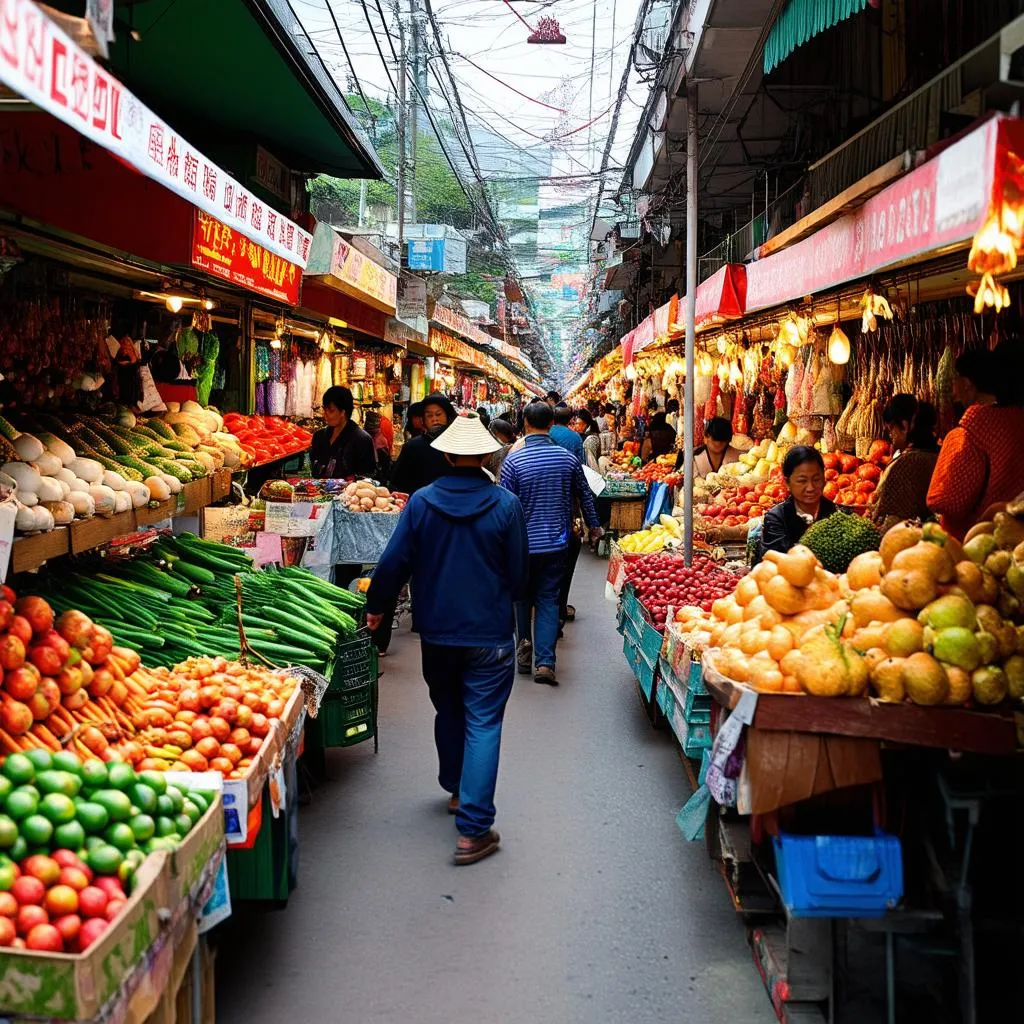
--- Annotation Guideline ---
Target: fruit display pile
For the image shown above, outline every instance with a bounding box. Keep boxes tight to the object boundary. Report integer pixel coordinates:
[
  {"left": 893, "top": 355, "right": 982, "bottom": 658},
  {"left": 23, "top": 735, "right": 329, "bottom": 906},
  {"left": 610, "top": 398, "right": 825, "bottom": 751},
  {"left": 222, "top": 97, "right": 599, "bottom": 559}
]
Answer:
[
  {"left": 122, "top": 658, "right": 295, "bottom": 776},
  {"left": 671, "top": 515, "right": 1024, "bottom": 707},
  {"left": 27, "top": 534, "right": 363, "bottom": 671},
  {"left": 697, "top": 477, "right": 788, "bottom": 529},
  {"left": 341, "top": 480, "right": 408, "bottom": 513},
  {"left": 618, "top": 515, "right": 683, "bottom": 554},
  {"left": 800, "top": 510, "right": 882, "bottom": 574},
  {"left": 220, "top": 413, "right": 312, "bottom": 465},
  {"left": 631, "top": 455, "right": 680, "bottom": 487},
  {"left": 624, "top": 552, "right": 739, "bottom": 630},
  {"left": 0, "top": 748, "right": 211, "bottom": 951}
]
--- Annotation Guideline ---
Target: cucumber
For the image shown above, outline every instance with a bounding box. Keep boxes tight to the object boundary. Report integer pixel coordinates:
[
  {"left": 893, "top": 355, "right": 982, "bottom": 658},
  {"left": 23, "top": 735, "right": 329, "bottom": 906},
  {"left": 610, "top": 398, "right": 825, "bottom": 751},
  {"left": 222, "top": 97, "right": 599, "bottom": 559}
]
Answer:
[
  {"left": 171, "top": 560, "right": 217, "bottom": 586},
  {"left": 258, "top": 604, "right": 337, "bottom": 642}
]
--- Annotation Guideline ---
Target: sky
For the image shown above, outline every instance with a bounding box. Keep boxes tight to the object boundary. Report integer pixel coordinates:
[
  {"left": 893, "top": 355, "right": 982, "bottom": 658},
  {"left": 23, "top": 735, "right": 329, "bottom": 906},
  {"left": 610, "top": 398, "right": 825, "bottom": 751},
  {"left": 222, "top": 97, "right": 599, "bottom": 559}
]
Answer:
[{"left": 289, "top": 0, "right": 651, "bottom": 366}]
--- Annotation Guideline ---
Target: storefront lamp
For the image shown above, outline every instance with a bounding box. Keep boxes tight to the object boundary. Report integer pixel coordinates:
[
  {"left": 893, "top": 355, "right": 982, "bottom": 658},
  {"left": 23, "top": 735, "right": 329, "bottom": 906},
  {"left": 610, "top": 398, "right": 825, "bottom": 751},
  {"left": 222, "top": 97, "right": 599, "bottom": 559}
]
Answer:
[
  {"left": 828, "top": 324, "right": 850, "bottom": 365},
  {"left": 165, "top": 295, "right": 183, "bottom": 313}
]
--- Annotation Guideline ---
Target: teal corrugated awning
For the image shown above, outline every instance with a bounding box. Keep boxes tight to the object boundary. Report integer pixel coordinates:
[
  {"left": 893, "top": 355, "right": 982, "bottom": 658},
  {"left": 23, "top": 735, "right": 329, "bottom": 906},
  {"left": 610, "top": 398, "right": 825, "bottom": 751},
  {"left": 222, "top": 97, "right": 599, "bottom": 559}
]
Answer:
[{"left": 764, "top": 0, "right": 869, "bottom": 74}]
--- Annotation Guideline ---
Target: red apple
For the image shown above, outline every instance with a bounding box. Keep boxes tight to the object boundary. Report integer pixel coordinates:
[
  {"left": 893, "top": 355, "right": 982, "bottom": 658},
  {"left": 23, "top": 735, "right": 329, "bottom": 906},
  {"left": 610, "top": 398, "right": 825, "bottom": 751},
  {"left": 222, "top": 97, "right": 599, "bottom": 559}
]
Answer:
[
  {"left": 8, "top": 616, "right": 32, "bottom": 647},
  {"left": 0, "top": 696, "right": 33, "bottom": 736},
  {"left": 0, "top": 916, "right": 15, "bottom": 946},
  {"left": 55, "top": 610, "right": 93, "bottom": 650},
  {"left": 4, "top": 665, "right": 39, "bottom": 701},
  {"left": 22, "top": 856, "right": 60, "bottom": 888},
  {"left": 58, "top": 867, "right": 89, "bottom": 892},
  {"left": 14, "top": 597, "right": 53, "bottom": 637},
  {"left": 78, "top": 887, "right": 107, "bottom": 919},
  {"left": 53, "top": 913, "right": 81, "bottom": 946},
  {"left": 0, "top": 600, "right": 14, "bottom": 632},
  {"left": 93, "top": 877, "right": 123, "bottom": 902},
  {"left": 28, "top": 644, "right": 63, "bottom": 677},
  {"left": 11, "top": 875, "right": 45, "bottom": 906},
  {"left": 78, "top": 917, "right": 107, "bottom": 950},
  {"left": 39, "top": 630, "right": 70, "bottom": 662},
  {"left": 43, "top": 885, "right": 78, "bottom": 917},
  {"left": 15, "top": 905, "right": 49, "bottom": 936},
  {"left": 25, "top": 923, "right": 63, "bottom": 951},
  {"left": 103, "top": 899, "right": 126, "bottom": 922},
  {"left": 27, "top": 690, "right": 51, "bottom": 721},
  {"left": 0, "top": 635, "right": 24, "bottom": 671}
]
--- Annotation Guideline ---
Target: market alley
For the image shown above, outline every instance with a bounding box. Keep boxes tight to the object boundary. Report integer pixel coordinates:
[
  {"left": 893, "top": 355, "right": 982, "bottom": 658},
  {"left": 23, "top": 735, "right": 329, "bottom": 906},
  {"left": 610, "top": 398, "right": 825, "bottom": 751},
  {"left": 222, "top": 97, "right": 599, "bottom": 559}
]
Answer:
[{"left": 216, "top": 552, "right": 773, "bottom": 1023}]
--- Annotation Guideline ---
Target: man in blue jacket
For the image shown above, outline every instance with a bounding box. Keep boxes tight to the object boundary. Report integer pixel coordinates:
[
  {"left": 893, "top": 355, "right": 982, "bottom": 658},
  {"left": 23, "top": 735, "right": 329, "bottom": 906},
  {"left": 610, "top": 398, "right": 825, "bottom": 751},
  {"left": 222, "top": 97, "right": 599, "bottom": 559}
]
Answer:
[{"left": 366, "top": 415, "right": 529, "bottom": 866}]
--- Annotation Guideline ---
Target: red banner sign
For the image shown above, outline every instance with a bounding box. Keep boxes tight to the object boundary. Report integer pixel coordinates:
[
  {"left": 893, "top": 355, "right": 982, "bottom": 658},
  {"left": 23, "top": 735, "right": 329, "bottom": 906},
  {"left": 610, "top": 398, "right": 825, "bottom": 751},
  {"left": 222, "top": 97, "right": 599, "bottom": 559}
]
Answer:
[
  {"left": 744, "top": 117, "right": 999, "bottom": 313},
  {"left": 192, "top": 211, "right": 301, "bottom": 305}
]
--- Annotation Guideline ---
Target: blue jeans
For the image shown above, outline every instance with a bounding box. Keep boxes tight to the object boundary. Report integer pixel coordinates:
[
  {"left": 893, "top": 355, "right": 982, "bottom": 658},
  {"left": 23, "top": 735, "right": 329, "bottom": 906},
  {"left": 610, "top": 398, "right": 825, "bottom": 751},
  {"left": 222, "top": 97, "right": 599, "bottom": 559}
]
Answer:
[
  {"left": 420, "top": 641, "right": 516, "bottom": 837},
  {"left": 515, "top": 549, "right": 567, "bottom": 670}
]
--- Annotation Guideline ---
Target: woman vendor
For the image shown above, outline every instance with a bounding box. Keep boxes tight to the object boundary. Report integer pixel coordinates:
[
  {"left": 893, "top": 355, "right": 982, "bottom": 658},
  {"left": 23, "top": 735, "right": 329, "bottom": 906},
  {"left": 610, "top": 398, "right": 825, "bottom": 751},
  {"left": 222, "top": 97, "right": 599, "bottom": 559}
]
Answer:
[
  {"left": 757, "top": 446, "right": 837, "bottom": 560},
  {"left": 870, "top": 394, "right": 939, "bottom": 530},
  {"left": 640, "top": 412, "right": 676, "bottom": 463},
  {"left": 674, "top": 417, "right": 742, "bottom": 477}
]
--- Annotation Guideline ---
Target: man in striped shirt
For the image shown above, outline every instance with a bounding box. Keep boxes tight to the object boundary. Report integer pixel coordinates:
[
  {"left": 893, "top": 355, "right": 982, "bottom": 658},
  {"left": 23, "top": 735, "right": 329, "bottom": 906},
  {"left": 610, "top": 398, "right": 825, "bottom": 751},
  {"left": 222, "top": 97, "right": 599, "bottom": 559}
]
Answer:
[{"left": 500, "top": 401, "right": 602, "bottom": 685}]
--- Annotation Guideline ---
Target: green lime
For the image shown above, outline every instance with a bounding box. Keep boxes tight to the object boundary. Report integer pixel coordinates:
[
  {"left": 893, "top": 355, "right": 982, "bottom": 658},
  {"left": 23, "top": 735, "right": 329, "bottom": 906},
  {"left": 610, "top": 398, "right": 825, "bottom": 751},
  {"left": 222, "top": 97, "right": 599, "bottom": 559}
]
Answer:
[
  {"left": 51, "top": 751, "right": 83, "bottom": 776},
  {"left": 0, "top": 777, "right": 13, "bottom": 803},
  {"left": 21, "top": 814, "right": 53, "bottom": 847},
  {"left": 93, "top": 790, "right": 132, "bottom": 822},
  {"left": 118, "top": 860, "right": 136, "bottom": 888},
  {"left": 155, "top": 816, "right": 177, "bottom": 838},
  {"left": 181, "top": 800, "right": 200, "bottom": 826},
  {"left": 129, "top": 784, "right": 157, "bottom": 816},
  {"left": 138, "top": 771, "right": 167, "bottom": 796},
  {"left": 23, "top": 749, "right": 52, "bottom": 773},
  {"left": 40, "top": 793, "right": 76, "bottom": 825},
  {"left": 79, "top": 760, "right": 108, "bottom": 790},
  {"left": 188, "top": 790, "right": 210, "bottom": 811},
  {"left": 106, "top": 764, "right": 135, "bottom": 792},
  {"left": 86, "top": 844, "right": 123, "bottom": 876},
  {"left": 165, "top": 788, "right": 184, "bottom": 814},
  {"left": 0, "top": 815, "right": 16, "bottom": 848},
  {"left": 126, "top": 848, "right": 146, "bottom": 869},
  {"left": 1, "top": 754, "right": 35, "bottom": 786},
  {"left": 84, "top": 835, "right": 104, "bottom": 851},
  {"left": 5, "top": 787, "right": 39, "bottom": 821},
  {"left": 75, "top": 801, "right": 109, "bottom": 834},
  {"left": 8, "top": 836, "right": 27, "bottom": 862},
  {"left": 174, "top": 814, "right": 192, "bottom": 837},
  {"left": 156, "top": 795, "right": 174, "bottom": 817},
  {"left": 129, "top": 814, "right": 155, "bottom": 843},
  {"left": 53, "top": 820, "right": 86, "bottom": 851},
  {"left": 0, "top": 859, "right": 16, "bottom": 891},
  {"left": 36, "top": 771, "right": 82, "bottom": 798},
  {"left": 103, "top": 822, "right": 136, "bottom": 852}
]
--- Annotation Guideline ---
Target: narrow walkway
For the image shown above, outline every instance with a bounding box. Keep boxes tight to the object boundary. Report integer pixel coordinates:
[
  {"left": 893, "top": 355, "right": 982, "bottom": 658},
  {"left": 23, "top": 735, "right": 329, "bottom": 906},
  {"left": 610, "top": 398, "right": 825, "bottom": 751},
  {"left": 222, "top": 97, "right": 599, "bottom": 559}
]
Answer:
[{"left": 217, "top": 553, "right": 773, "bottom": 1023}]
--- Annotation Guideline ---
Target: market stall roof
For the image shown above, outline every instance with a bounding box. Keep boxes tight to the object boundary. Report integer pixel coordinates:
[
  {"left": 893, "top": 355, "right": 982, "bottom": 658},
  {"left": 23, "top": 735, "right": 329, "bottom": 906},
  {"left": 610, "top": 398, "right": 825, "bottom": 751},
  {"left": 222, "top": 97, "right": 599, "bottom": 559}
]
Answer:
[
  {"left": 743, "top": 115, "right": 1005, "bottom": 315},
  {"left": 0, "top": 4, "right": 312, "bottom": 269},
  {"left": 763, "top": 0, "right": 869, "bottom": 75},
  {"left": 671, "top": 264, "right": 747, "bottom": 334},
  {"left": 304, "top": 223, "right": 397, "bottom": 316},
  {"left": 65, "top": 0, "right": 384, "bottom": 179}
]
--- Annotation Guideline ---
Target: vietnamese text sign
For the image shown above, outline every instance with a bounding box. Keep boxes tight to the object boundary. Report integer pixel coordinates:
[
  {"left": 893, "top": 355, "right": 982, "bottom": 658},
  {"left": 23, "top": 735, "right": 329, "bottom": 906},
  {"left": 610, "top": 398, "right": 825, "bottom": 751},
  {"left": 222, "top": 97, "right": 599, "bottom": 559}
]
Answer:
[
  {"left": 192, "top": 211, "right": 301, "bottom": 305},
  {"left": 0, "top": 0, "right": 312, "bottom": 266}
]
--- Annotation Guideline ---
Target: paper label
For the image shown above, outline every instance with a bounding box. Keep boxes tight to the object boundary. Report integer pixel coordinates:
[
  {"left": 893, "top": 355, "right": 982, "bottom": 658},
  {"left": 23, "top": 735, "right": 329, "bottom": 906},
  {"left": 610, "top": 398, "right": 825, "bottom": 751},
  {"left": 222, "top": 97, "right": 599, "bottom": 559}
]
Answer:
[
  {"left": 264, "top": 500, "right": 324, "bottom": 537},
  {"left": 221, "top": 779, "right": 248, "bottom": 844},
  {"left": 0, "top": 501, "right": 15, "bottom": 581}
]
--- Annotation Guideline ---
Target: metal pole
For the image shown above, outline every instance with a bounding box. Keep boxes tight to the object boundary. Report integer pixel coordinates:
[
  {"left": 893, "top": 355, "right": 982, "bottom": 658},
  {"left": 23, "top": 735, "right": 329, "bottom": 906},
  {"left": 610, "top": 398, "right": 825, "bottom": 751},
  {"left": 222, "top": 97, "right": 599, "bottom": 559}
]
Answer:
[
  {"left": 408, "top": 0, "right": 419, "bottom": 225},
  {"left": 358, "top": 179, "right": 367, "bottom": 227},
  {"left": 683, "top": 82, "right": 698, "bottom": 567},
  {"left": 396, "top": 11, "right": 407, "bottom": 257}
]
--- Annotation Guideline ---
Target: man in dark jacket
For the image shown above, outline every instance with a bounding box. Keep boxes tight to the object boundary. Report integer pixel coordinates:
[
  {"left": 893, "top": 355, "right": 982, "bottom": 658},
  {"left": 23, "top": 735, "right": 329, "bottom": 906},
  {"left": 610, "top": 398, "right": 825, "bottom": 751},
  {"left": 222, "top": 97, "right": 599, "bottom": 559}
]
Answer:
[
  {"left": 389, "top": 392, "right": 457, "bottom": 496},
  {"left": 366, "top": 415, "right": 528, "bottom": 866}
]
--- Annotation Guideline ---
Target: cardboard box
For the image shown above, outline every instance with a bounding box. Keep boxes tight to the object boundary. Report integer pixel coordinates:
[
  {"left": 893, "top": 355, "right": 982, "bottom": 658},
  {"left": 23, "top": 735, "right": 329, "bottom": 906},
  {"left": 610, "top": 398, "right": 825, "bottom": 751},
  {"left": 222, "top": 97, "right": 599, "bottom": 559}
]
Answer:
[
  {"left": 10, "top": 527, "right": 70, "bottom": 572},
  {"left": 210, "top": 469, "right": 233, "bottom": 501},
  {"left": 68, "top": 510, "right": 136, "bottom": 554},
  {"left": 135, "top": 498, "right": 179, "bottom": 527},
  {"left": 168, "top": 796, "right": 225, "bottom": 908},
  {"left": 0, "top": 851, "right": 172, "bottom": 1020},
  {"left": 180, "top": 479, "right": 212, "bottom": 516}
]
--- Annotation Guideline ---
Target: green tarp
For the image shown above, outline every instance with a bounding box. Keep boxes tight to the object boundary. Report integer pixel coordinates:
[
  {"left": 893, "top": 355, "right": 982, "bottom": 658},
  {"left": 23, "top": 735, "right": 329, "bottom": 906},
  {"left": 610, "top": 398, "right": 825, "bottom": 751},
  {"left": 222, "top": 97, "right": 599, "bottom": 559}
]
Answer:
[{"left": 764, "top": 0, "right": 869, "bottom": 74}]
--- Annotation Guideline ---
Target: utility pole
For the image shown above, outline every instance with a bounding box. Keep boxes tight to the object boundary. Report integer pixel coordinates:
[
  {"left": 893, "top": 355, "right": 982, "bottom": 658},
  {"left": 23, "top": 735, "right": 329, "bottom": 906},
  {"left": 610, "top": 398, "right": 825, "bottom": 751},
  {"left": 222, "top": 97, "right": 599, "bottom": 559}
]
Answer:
[
  {"left": 396, "top": 9, "right": 407, "bottom": 258},
  {"left": 408, "top": 0, "right": 419, "bottom": 225}
]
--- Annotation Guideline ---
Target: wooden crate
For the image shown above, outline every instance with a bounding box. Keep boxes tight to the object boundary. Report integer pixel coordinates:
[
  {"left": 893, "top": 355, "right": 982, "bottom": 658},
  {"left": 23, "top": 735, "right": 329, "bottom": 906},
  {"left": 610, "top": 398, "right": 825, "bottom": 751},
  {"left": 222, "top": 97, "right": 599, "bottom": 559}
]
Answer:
[{"left": 608, "top": 497, "right": 645, "bottom": 533}]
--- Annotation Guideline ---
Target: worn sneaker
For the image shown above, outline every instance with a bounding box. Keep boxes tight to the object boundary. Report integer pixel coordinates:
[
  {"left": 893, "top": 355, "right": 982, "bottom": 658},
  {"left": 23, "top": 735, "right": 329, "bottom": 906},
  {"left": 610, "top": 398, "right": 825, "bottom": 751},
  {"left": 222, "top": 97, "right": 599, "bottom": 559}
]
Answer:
[
  {"left": 534, "top": 666, "right": 558, "bottom": 686},
  {"left": 454, "top": 830, "right": 501, "bottom": 866},
  {"left": 516, "top": 639, "right": 533, "bottom": 674}
]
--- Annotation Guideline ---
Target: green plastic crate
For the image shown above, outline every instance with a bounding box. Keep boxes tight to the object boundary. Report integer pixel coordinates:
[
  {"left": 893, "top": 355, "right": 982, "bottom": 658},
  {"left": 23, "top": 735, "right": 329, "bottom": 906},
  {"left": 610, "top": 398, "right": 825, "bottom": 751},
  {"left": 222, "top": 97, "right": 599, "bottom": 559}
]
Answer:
[
  {"left": 328, "top": 629, "right": 378, "bottom": 694},
  {"left": 320, "top": 689, "right": 377, "bottom": 748}
]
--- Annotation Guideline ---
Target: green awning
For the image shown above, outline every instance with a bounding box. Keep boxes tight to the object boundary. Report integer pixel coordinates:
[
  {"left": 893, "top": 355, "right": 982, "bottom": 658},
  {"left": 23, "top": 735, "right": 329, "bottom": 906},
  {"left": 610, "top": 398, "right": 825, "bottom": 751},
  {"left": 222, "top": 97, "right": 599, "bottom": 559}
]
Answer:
[
  {"left": 96, "top": 0, "right": 383, "bottom": 179},
  {"left": 764, "top": 0, "right": 869, "bottom": 74}
]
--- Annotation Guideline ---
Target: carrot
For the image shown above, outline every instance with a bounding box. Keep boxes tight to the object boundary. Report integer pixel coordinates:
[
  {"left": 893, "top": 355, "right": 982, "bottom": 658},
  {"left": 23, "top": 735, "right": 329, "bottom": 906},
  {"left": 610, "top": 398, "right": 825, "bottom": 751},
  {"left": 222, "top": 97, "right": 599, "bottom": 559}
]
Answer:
[
  {"left": 30, "top": 725, "right": 61, "bottom": 752},
  {"left": 0, "top": 728, "right": 24, "bottom": 754}
]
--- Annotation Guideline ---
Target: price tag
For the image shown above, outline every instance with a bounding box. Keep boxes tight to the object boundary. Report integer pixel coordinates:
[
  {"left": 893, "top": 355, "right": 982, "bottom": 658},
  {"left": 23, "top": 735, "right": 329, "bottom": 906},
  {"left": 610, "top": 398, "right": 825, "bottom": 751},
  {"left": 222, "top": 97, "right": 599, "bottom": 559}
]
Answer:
[{"left": 175, "top": 491, "right": 187, "bottom": 514}]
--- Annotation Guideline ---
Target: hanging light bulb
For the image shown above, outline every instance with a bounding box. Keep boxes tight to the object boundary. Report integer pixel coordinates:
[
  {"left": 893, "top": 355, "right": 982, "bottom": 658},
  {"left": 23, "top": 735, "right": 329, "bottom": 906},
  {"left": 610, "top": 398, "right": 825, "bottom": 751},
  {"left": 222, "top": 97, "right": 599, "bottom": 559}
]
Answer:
[
  {"left": 729, "top": 360, "right": 743, "bottom": 386},
  {"left": 716, "top": 334, "right": 728, "bottom": 354},
  {"left": 778, "top": 315, "right": 800, "bottom": 348},
  {"left": 777, "top": 343, "right": 795, "bottom": 368},
  {"left": 717, "top": 359, "right": 729, "bottom": 383},
  {"left": 698, "top": 350, "right": 714, "bottom": 376},
  {"left": 165, "top": 295, "right": 183, "bottom": 313},
  {"left": 828, "top": 324, "right": 850, "bottom": 365}
]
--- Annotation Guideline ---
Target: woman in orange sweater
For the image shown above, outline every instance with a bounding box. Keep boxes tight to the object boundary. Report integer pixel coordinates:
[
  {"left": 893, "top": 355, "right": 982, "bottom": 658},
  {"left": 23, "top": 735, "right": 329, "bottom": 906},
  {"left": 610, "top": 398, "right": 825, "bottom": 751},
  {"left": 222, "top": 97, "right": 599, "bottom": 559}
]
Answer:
[{"left": 927, "top": 350, "right": 1024, "bottom": 539}]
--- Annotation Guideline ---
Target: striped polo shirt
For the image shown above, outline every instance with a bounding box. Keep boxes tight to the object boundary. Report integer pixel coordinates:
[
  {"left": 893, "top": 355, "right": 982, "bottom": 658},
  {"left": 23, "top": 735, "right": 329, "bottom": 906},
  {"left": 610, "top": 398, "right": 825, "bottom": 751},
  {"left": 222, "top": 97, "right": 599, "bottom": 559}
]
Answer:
[{"left": 500, "top": 434, "right": 600, "bottom": 553}]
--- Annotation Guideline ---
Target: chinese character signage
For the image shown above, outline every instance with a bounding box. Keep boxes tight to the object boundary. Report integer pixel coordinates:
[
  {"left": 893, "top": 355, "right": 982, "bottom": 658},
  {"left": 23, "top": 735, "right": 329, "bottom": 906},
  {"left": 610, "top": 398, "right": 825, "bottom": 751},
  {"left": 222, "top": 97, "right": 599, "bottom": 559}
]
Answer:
[
  {"left": 0, "top": 0, "right": 312, "bottom": 267},
  {"left": 328, "top": 235, "right": 397, "bottom": 314},
  {"left": 192, "top": 211, "right": 301, "bottom": 305}
]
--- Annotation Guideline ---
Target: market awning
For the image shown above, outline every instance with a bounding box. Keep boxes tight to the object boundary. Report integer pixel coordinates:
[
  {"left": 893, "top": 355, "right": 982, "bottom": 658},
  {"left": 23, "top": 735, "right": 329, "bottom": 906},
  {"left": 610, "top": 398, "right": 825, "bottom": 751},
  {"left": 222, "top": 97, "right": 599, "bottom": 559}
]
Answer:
[
  {"left": 0, "top": 2, "right": 311, "bottom": 267},
  {"left": 94, "top": 0, "right": 382, "bottom": 179},
  {"left": 671, "top": 264, "right": 748, "bottom": 334},
  {"left": 620, "top": 329, "right": 637, "bottom": 367},
  {"left": 764, "top": 0, "right": 869, "bottom": 75},
  {"left": 0, "top": 113, "right": 304, "bottom": 305},
  {"left": 631, "top": 315, "right": 656, "bottom": 356},
  {"left": 304, "top": 224, "right": 397, "bottom": 315},
  {"left": 744, "top": 116, "right": 1003, "bottom": 314},
  {"left": 300, "top": 282, "right": 388, "bottom": 340},
  {"left": 430, "top": 303, "right": 494, "bottom": 348}
]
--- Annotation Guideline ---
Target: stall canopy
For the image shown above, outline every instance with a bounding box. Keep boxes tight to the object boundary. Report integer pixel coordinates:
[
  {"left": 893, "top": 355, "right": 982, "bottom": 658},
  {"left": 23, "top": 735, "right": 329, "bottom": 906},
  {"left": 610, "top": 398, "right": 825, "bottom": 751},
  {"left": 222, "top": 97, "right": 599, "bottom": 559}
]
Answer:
[
  {"left": 67, "top": 0, "right": 384, "bottom": 178},
  {"left": 304, "top": 224, "right": 397, "bottom": 315},
  {"left": 620, "top": 328, "right": 637, "bottom": 367},
  {"left": 671, "top": 264, "right": 747, "bottom": 334},
  {"left": 763, "top": 0, "right": 869, "bottom": 74},
  {"left": 0, "top": 2, "right": 312, "bottom": 268},
  {"left": 744, "top": 115, "right": 1003, "bottom": 314}
]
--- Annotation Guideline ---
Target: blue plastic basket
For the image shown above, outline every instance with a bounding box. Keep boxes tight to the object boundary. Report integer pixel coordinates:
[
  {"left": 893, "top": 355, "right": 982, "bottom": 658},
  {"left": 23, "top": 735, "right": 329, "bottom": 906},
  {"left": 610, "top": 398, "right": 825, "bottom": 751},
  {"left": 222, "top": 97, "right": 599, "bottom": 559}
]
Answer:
[{"left": 774, "top": 832, "right": 903, "bottom": 918}]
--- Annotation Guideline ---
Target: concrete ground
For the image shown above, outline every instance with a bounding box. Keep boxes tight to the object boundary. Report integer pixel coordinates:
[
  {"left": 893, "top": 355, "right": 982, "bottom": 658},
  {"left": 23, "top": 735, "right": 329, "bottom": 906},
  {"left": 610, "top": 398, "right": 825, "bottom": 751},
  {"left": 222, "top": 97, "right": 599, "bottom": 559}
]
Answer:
[{"left": 216, "top": 552, "right": 774, "bottom": 1023}]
